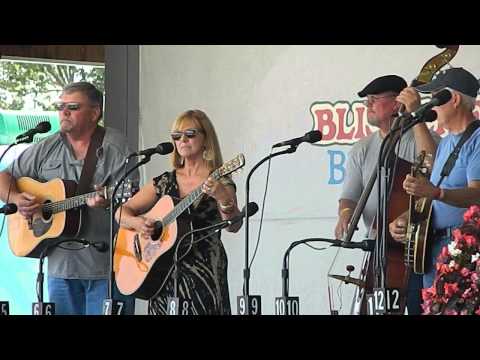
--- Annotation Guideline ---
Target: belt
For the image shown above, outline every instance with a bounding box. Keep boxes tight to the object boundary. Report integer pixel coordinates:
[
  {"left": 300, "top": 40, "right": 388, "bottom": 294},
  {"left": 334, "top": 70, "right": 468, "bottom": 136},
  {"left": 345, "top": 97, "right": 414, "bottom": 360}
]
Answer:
[{"left": 432, "top": 227, "right": 454, "bottom": 238}]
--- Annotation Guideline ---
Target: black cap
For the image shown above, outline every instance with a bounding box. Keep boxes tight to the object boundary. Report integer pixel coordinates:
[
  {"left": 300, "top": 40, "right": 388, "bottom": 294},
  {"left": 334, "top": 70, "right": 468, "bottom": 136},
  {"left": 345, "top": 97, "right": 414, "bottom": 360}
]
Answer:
[
  {"left": 357, "top": 75, "right": 407, "bottom": 98},
  {"left": 416, "top": 67, "right": 479, "bottom": 98}
]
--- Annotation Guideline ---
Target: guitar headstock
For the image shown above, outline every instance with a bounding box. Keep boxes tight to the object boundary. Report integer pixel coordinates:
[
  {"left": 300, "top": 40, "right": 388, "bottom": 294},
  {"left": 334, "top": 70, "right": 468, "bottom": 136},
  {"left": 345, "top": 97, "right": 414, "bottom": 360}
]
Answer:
[
  {"left": 213, "top": 154, "right": 246, "bottom": 179},
  {"left": 107, "top": 179, "right": 140, "bottom": 203}
]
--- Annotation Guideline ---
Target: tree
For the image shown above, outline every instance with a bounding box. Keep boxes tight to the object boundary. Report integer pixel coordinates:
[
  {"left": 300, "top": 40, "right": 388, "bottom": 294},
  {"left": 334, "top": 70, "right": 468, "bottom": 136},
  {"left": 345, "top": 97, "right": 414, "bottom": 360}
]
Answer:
[{"left": 0, "top": 60, "right": 104, "bottom": 111}]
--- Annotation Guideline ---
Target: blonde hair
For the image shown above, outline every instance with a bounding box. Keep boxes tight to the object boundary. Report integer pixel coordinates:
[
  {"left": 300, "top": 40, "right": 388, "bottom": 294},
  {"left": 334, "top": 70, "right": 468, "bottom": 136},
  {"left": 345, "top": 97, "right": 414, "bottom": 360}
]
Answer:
[{"left": 170, "top": 109, "right": 224, "bottom": 172}]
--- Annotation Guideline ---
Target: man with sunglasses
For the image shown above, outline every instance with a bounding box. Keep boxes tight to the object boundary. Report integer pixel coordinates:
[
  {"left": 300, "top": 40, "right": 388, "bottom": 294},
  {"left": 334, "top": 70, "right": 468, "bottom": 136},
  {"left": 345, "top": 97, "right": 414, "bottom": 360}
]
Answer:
[
  {"left": 0, "top": 82, "right": 139, "bottom": 315},
  {"left": 334, "top": 74, "right": 439, "bottom": 314},
  {"left": 390, "top": 67, "right": 480, "bottom": 291}
]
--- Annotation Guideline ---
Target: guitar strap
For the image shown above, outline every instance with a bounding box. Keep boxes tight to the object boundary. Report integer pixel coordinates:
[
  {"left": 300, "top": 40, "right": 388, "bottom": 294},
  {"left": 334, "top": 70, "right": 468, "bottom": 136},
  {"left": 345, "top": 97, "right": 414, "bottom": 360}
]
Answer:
[
  {"left": 75, "top": 126, "right": 106, "bottom": 195},
  {"left": 435, "top": 120, "right": 480, "bottom": 187}
]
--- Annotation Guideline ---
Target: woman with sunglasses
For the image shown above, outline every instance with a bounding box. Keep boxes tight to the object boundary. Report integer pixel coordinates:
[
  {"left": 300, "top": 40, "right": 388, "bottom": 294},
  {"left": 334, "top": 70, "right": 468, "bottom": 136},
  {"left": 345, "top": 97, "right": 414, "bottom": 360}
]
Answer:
[{"left": 115, "top": 109, "right": 241, "bottom": 315}]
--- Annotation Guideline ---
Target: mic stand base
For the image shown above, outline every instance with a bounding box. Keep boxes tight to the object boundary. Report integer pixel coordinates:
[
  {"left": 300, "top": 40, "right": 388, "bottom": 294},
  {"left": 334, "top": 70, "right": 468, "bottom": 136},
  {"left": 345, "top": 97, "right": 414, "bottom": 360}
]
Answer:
[
  {"left": 33, "top": 254, "right": 55, "bottom": 315},
  {"left": 102, "top": 298, "right": 125, "bottom": 315},
  {"left": 166, "top": 260, "right": 193, "bottom": 315},
  {"left": 0, "top": 301, "right": 10, "bottom": 315},
  {"left": 236, "top": 295, "right": 262, "bottom": 316}
]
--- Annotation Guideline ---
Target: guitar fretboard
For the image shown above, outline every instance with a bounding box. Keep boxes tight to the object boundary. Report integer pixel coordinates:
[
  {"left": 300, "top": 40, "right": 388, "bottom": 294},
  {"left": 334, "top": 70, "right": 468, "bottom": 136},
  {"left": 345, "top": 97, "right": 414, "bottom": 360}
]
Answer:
[
  {"left": 161, "top": 169, "right": 221, "bottom": 226},
  {"left": 42, "top": 190, "right": 102, "bottom": 214}
]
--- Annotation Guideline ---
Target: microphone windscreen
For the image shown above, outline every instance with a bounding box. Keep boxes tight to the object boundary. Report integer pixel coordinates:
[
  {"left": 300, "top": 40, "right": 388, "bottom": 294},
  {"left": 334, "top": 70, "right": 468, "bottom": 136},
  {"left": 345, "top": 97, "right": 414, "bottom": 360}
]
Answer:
[
  {"left": 1, "top": 203, "right": 17, "bottom": 215},
  {"left": 306, "top": 130, "right": 322, "bottom": 144},
  {"left": 36, "top": 121, "right": 52, "bottom": 133},
  {"left": 423, "top": 109, "right": 438, "bottom": 123},
  {"left": 245, "top": 202, "right": 259, "bottom": 217},
  {"left": 156, "top": 142, "right": 174, "bottom": 155}
]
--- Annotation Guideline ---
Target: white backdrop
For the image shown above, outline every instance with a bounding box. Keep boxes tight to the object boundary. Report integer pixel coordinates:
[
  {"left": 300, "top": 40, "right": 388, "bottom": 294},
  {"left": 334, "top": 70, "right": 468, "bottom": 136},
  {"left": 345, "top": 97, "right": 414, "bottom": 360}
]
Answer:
[{"left": 137, "top": 45, "right": 480, "bottom": 315}]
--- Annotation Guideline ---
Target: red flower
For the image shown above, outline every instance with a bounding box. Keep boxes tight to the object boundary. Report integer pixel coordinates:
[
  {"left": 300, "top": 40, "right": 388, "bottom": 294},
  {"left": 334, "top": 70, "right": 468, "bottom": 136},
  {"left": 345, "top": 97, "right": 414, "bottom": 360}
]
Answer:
[
  {"left": 464, "top": 205, "right": 480, "bottom": 222},
  {"left": 422, "top": 287, "right": 436, "bottom": 301},
  {"left": 422, "top": 206, "right": 480, "bottom": 315},
  {"left": 443, "top": 309, "right": 458, "bottom": 315},
  {"left": 437, "top": 263, "right": 451, "bottom": 274},
  {"left": 464, "top": 234, "right": 477, "bottom": 247},
  {"left": 452, "top": 228, "right": 463, "bottom": 242},
  {"left": 461, "top": 267, "right": 472, "bottom": 278},
  {"left": 444, "top": 283, "right": 459, "bottom": 297}
]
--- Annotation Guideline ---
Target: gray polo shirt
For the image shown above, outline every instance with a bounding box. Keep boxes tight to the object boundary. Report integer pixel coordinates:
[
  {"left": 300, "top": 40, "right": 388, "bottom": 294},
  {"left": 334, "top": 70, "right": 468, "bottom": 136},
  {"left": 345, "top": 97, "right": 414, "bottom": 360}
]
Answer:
[
  {"left": 6, "top": 127, "right": 139, "bottom": 279},
  {"left": 341, "top": 129, "right": 440, "bottom": 232}
]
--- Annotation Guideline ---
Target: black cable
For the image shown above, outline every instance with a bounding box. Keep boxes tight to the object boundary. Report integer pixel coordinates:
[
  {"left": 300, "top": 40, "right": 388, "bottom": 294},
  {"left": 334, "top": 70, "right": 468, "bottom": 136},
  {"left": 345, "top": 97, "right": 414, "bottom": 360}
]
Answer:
[
  {"left": 0, "top": 159, "right": 16, "bottom": 238},
  {"left": 248, "top": 148, "right": 273, "bottom": 270},
  {"left": 304, "top": 243, "right": 327, "bottom": 251},
  {"left": 285, "top": 240, "right": 328, "bottom": 297}
]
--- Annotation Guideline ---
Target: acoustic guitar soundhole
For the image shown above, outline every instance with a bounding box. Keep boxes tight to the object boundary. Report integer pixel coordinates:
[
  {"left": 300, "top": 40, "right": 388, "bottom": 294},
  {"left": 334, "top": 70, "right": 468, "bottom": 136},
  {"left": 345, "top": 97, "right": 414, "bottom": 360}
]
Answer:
[
  {"left": 150, "top": 221, "right": 163, "bottom": 241},
  {"left": 32, "top": 200, "right": 53, "bottom": 237}
]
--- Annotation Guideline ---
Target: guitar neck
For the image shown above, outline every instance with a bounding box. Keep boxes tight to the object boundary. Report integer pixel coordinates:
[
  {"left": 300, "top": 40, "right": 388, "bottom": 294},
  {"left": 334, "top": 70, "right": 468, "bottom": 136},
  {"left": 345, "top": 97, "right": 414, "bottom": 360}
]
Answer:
[
  {"left": 42, "top": 189, "right": 104, "bottom": 214},
  {"left": 162, "top": 169, "right": 222, "bottom": 226}
]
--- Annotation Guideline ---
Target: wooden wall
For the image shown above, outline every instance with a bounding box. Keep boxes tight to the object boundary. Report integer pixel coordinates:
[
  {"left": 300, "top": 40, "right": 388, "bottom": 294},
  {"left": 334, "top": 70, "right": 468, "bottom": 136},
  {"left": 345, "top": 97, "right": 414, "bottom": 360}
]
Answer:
[{"left": 0, "top": 45, "right": 104, "bottom": 63}]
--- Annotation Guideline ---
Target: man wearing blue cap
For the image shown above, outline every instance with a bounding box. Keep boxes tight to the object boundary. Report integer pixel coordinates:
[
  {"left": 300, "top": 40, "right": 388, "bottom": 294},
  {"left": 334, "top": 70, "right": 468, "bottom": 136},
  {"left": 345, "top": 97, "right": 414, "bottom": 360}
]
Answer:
[
  {"left": 335, "top": 74, "right": 439, "bottom": 314},
  {"left": 390, "top": 67, "right": 480, "bottom": 289}
]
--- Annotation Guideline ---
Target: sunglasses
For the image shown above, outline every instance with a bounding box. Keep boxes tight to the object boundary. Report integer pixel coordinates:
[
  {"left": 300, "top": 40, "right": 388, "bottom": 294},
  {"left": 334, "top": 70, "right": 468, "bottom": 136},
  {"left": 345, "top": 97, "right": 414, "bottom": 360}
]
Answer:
[
  {"left": 171, "top": 128, "right": 203, "bottom": 141},
  {"left": 54, "top": 102, "right": 83, "bottom": 111}
]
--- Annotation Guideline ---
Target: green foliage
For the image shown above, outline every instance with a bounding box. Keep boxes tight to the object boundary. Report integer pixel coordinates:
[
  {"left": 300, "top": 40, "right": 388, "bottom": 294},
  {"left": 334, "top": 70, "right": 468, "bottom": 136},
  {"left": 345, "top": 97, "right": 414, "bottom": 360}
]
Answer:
[{"left": 0, "top": 61, "right": 105, "bottom": 111}]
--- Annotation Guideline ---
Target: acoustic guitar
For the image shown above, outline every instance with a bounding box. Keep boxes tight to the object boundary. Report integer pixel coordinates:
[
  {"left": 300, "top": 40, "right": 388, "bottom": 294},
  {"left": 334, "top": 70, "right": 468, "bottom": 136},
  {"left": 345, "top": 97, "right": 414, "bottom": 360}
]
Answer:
[
  {"left": 114, "top": 154, "right": 245, "bottom": 300},
  {"left": 7, "top": 177, "right": 137, "bottom": 258}
]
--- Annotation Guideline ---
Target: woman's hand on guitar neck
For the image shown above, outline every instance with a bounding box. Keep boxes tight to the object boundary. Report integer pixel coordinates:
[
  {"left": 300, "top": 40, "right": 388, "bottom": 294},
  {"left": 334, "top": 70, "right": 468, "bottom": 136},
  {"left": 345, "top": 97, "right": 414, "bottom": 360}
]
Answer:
[
  {"left": 201, "top": 176, "right": 231, "bottom": 203},
  {"left": 13, "top": 192, "right": 40, "bottom": 218}
]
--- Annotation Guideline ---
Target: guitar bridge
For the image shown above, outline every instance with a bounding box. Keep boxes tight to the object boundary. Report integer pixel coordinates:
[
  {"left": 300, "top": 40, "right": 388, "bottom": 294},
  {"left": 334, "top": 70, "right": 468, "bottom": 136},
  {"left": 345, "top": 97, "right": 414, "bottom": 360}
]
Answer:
[{"left": 133, "top": 234, "right": 142, "bottom": 262}]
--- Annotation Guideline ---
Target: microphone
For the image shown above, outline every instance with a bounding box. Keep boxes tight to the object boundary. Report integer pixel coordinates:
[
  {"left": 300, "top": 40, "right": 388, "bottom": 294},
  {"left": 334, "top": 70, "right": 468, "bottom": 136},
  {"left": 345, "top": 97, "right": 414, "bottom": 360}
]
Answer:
[
  {"left": 417, "top": 109, "right": 438, "bottom": 123},
  {"left": 206, "top": 202, "right": 259, "bottom": 231},
  {"left": 226, "top": 202, "right": 259, "bottom": 226},
  {"left": 330, "top": 239, "right": 375, "bottom": 252},
  {"left": 272, "top": 130, "right": 322, "bottom": 148},
  {"left": 15, "top": 121, "right": 52, "bottom": 144},
  {"left": 411, "top": 89, "right": 452, "bottom": 118},
  {"left": 0, "top": 203, "right": 17, "bottom": 215},
  {"left": 128, "top": 142, "right": 174, "bottom": 158}
]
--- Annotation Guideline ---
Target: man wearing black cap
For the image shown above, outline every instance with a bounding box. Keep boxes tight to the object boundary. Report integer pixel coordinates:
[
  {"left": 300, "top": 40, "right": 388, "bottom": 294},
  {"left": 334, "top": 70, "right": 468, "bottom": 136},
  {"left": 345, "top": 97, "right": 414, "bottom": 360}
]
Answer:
[
  {"left": 390, "top": 67, "right": 480, "bottom": 290},
  {"left": 335, "top": 74, "right": 439, "bottom": 314}
]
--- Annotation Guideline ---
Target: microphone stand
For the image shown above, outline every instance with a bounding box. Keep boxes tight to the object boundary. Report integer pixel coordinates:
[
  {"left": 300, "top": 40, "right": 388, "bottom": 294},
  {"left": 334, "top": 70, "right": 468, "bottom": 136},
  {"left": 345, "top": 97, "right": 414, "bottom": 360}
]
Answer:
[
  {"left": 106, "top": 154, "right": 151, "bottom": 314},
  {"left": 35, "top": 238, "right": 100, "bottom": 315},
  {"left": 281, "top": 238, "right": 374, "bottom": 297},
  {"left": 281, "top": 238, "right": 332, "bottom": 297},
  {"left": 244, "top": 146, "right": 297, "bottom": 298},
  {"left": 374, "top": 114, "right": 426, "bottom": 296}
]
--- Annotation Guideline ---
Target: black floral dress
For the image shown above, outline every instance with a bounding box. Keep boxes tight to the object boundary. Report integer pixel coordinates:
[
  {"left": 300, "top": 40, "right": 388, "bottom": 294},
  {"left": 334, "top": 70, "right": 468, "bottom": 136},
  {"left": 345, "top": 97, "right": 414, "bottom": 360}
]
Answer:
[{"left": 148, "top": 170, "right": 234, "bottom": 315}]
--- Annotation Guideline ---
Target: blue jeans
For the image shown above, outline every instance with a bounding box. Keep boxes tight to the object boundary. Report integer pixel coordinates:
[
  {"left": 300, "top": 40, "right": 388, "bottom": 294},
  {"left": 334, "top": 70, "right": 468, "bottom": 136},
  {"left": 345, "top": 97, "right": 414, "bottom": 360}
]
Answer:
[
  {"left": 423, "top": 235, "right": 452, "bottom": 289},
  {"left": 48, "top": 277, "right": 135, "bottom": 315},
  {"left": 406, "top": 272, "right": 423, "bottom": 315}
]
